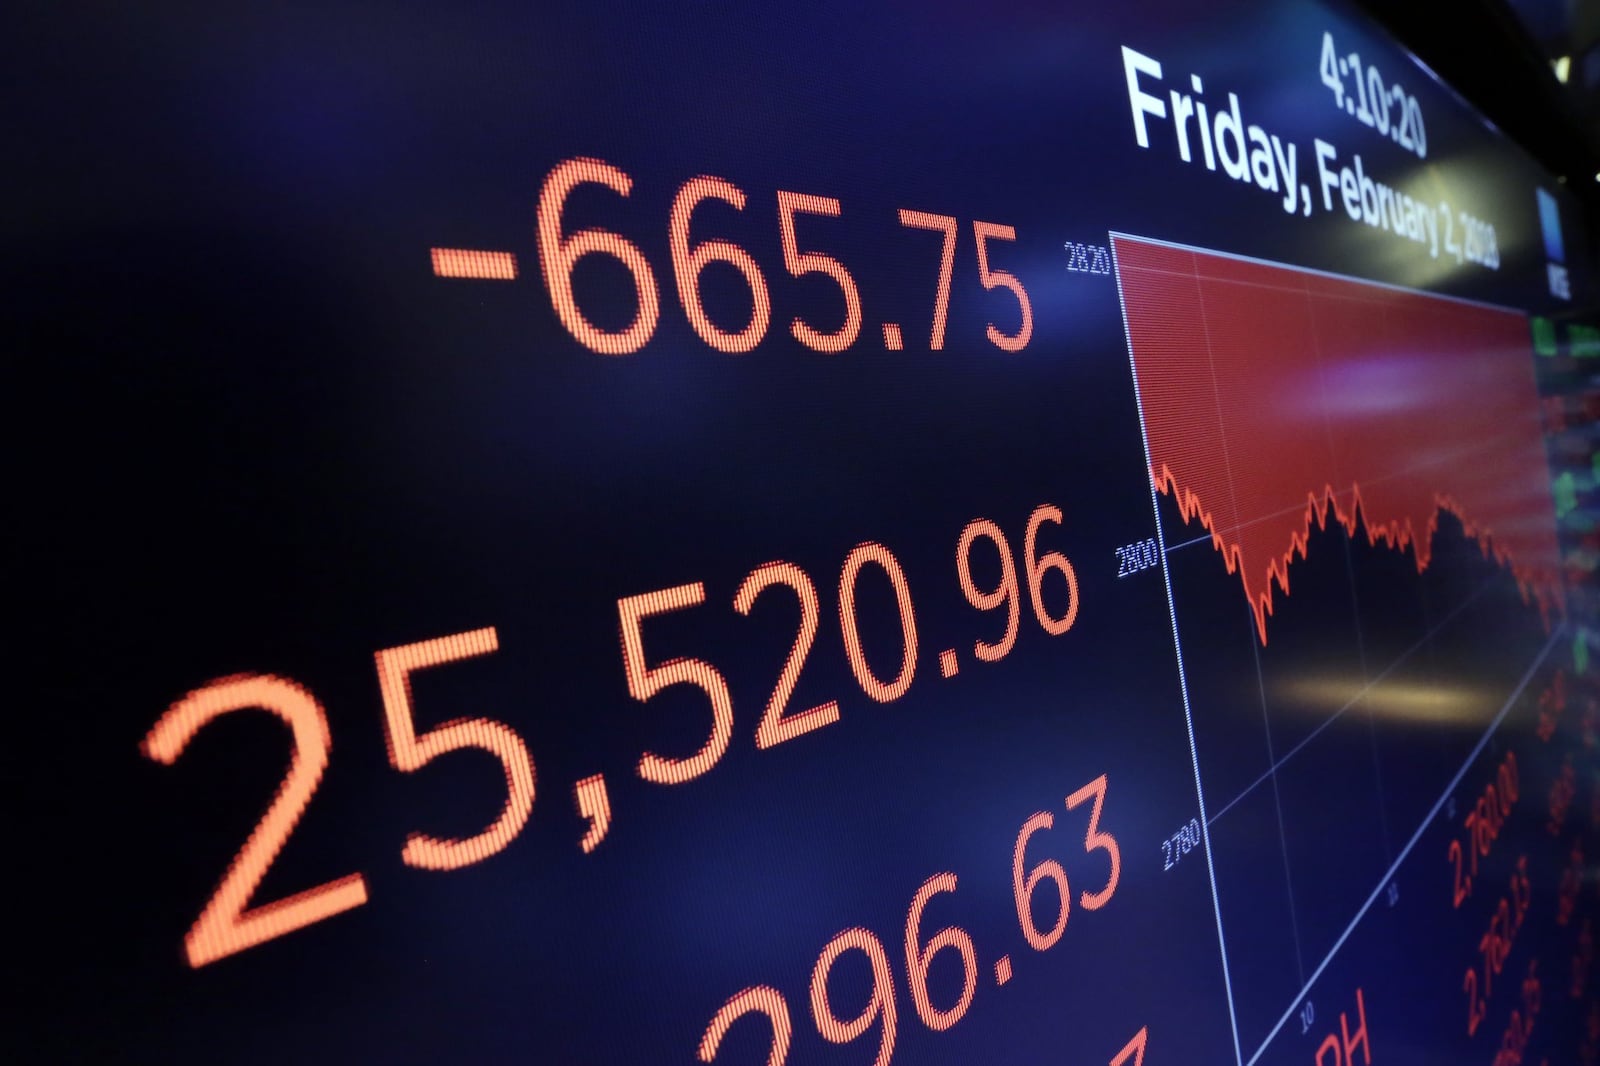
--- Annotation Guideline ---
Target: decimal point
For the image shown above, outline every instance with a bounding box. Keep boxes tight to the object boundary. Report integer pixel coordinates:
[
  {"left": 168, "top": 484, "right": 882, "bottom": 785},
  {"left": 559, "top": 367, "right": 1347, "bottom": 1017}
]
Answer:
[
  {"left": 995, "top": 955, "right": 1012, "bottom": 985},
  {"left": 1345, "top": 99, "right": 1355, "bottom": 114},
  {"left": 882, "top": 322, "right": 904, "bottom": 351},
  {"left": 939, "top": 649, "right": 959, "bottom": 678}
]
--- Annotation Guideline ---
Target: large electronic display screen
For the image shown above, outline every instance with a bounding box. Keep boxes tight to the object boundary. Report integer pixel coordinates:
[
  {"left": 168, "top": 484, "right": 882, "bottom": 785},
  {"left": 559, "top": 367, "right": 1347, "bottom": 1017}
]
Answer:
[{"left": 20, "top": 0, "right": 1600, "bottom": 1063}]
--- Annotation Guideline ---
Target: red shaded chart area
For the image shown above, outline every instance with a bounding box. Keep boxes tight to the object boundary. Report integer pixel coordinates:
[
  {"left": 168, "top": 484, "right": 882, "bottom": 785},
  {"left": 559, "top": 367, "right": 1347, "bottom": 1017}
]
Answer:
[{"left": 1113, "top": 236, "right": 1562, "bottom": 645}]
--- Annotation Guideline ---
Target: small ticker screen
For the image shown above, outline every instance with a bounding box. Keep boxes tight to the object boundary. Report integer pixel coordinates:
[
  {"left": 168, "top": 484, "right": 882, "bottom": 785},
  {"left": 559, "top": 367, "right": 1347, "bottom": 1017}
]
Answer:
[{"left": 18, "top": 1, "right": 1600, "bottom": 1063}]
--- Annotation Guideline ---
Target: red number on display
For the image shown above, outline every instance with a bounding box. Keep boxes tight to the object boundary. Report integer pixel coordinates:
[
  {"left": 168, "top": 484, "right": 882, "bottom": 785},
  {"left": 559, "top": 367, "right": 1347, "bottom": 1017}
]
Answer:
[
  {"left": 1466, "top": 967, "right": 1484, "bottom": 1036},
  {"left": 619, "top": 583, "right": 736, "bottom": 784},
  {"left": 536, "top": 157, "right": 661, "bottom": 355},
  {"left": 699, "top": 985, "right": 792, "bottom": 1065},
  {"left": 695, "top": 778, "right": 1117, "bottom": 1063},
  {"left": 532, "top": 160, "right": 1043, "bottom": 363},
  {"left": 1067, "top": 774, "right": 1122, "bottom": 909},
  {"left": 838, "top": 542, "right": 920, "bottom": 703},
  {"left": 670, "top": 176, "right": 771, "bottom": 352},
  {"left": 735, "top": 561, "right": 842, "bottom": 749},
  {"left": 956, "top": 518, "right": 1021, "bottom": 662},
  {"left": 1111, "top": 1027, "right": 1149, "bottom": 1066},
  {"left": 810, "top": 927, "right": 899, "bottom": 1066},
  {"left": 1025, "top": 504, "right": 1080, "bottom": 636},
  {"left": 777, "top": 191, "right": 862, "bottom": 352},
  {"left": 1501, "top": 753, "right": 1519, "bottom": 803},
  {"left": 898, "top": 209, "right": 958, "bottom": 349},
  {"left": 375, "top": 627, "right": 536, "bottom": 870},
  {"left": 973, "top": 221, "right": 1033, "bottom": 351},
  {"left": 904, "top": 873, "right": 978, "bottom": 1031},
  {"left": 1012, "top": 811, "right": 1071, "bottom": 950},
  {"left": 141, "top": 675, "right": 369, "bottom": 968},
  {"left": 1449, "top": 838, "right": 1471, "bottom": 907}
]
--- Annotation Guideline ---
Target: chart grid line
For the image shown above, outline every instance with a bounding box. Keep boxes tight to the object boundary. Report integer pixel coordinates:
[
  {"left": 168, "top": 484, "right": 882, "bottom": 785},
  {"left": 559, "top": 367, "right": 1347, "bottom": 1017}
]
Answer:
[
  {"left": 1188, "top": 265, "right": 1310, "bottom": 985},
  {"left": 1209, "top": 569, "right": 1497, "bottom": 825},
  {"left": 1241, "top": 624, "right": 1566, "bottom": 1066},
  {"left": 1204, "top": 550, "right": 1502, "bottom": 827},
  {"left": 1105, "top": 231, "right": 1521, "bottom": 314},
  {"left": 1111, "top": 235, "right": 1245, "bottom": 1066}
]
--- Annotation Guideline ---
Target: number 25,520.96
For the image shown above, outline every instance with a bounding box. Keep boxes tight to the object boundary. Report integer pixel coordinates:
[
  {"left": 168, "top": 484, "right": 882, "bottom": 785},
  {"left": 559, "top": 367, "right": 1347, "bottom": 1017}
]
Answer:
[{"left": 142, "top": 504, "right": 1081, "bottom": 969}]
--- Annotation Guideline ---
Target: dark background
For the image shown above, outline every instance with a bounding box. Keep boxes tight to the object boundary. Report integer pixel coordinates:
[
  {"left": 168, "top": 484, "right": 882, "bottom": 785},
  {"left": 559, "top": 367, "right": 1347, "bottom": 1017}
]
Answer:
[{"left": 12, "top": 0, "right": 1600, "bottom": 1062}]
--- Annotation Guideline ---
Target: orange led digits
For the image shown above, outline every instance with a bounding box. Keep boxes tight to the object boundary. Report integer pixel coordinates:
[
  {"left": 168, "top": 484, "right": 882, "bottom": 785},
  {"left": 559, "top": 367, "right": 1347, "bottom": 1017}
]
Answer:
[
  {"left": 777, "top": 191, "right": 862, "bottom": 352},
  {"left": 142, "top": 675, "right": 369, "bottom": 968},
  {"left": 810, "top": 928, "right": 898, "bottom": 1066},
  {"left": 699, "top": 985, "right": 793, "bottom": 1066},
  {"left": 1449, "top": 751, "right": 1520, "bottom": 907},
  {"left": 1024, "top": 504, "right": 1080, "bottom": 636},
  {"left": 1066, "top": 774, "right": 1121, "bottom": 910},
  {"left": 838, "top": 542, "right": 919, "bottom": 703},
  {"left": 375, "top": 627, "right": 536, "bottom": 870},
  {"left": 618, "top": 582, "right": 736, "bottom": 784},
  {"left": 1111, "top": 1027, "right": 1149, "bottom": 1066},
  {"left": 898, "top": 210, "right": 958, "bottom": 349},
  {"left": 1314, "top": 988, "right": 1371, "bottom": 1065},
  {"left": 734, "top": 561, "right": 842, "bottom": 749},
  {"left": 1012, "top": 812, "right": 1070, "bottom": 950},
  {"left": 536, "top": 157, "right": 661, "bottom": 355},
  {"left": 1448, "top": 839, "right": 1472, "bottom": 909},
  {"left": 694, "top": 780, "right": 1120, "bottom": 1062},
  {"left": 521, "top": 167, "right": 1047, "bottom": 361},
  {"left": 670, "top": 177, "right": 771, "bottom": 353},
  {"left": 956, "top": 518, "right": 1021, "bottom": 662},
  {"left": 972, "top": 221, "right": 1033, "bottom": 352},
  {"left": 1537, "top": 670, "right": 1568, "bottom": 741},
  {"left": 904, "top": 873, "right": 977, "bottom": 1031},
  {"left": 1491, "top": 961, "right": 1542, "bottom": 1066},
  {"left": 1465, "top": 858, "right": 1533, "bottom": 1035},
  {"left": 606, "top": 508, "right": 1074, "bottom": 797},
  {"left": 148, "top": 505, "right": 1093, "bottom": 980}
]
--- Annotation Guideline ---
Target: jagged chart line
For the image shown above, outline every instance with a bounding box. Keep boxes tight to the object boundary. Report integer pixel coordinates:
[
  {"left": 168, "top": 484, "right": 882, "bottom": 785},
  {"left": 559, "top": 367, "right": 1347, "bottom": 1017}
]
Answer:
[
  {"left": 1111, "top": 235, "right": 1564, "bottom": 649},
  {"left": 1154, "top": 463, "right": 1558, "bottom": 645}
]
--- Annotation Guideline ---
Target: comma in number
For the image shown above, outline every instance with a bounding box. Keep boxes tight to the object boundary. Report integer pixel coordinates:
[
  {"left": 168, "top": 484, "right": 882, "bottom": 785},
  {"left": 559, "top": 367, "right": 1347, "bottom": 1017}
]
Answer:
[{"left": 574, "top": 774, "right": 612, "bottom": 854}]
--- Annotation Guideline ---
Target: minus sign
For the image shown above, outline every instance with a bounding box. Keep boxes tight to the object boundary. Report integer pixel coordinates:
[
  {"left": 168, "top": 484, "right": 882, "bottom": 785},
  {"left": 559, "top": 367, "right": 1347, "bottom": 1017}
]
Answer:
[{"left": 432, "top": 248, "right": 519, "bottom": 280}]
